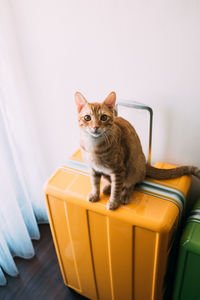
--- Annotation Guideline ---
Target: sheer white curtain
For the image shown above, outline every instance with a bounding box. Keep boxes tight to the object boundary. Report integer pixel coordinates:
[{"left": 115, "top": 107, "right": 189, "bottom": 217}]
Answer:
[{"left": 0, "top": 1, "right": 48, "bottom": 285}]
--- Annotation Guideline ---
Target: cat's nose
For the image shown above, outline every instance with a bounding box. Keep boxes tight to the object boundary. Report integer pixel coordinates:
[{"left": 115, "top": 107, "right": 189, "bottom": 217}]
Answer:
[{"left": 92, "top": 126, "right": 100, "bottom": 133}]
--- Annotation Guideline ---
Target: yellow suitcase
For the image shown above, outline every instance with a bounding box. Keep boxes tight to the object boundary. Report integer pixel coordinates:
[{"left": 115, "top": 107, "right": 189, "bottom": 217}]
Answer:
[{"left": 44, "top": 101, "right": 191, "bottom": 300}]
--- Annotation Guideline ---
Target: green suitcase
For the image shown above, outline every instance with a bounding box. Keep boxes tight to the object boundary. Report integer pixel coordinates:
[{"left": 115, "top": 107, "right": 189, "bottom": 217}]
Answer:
[{"left": 172, "top": 198, "right": 200, "bottom": 300}]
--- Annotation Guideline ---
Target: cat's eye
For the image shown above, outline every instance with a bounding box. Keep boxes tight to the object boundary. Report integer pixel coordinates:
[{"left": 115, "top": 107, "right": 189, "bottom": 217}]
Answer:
[
  {"left": 84, "top": 115, "right": 91, "bottom": 121},
  {"left": 100, "top": 114, "right": 108, "bottom": 121}
]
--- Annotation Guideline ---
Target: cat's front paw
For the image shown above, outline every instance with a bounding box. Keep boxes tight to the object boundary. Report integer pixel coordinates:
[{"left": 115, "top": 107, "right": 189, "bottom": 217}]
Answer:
[
  {"left": 107, "top": 200, "right": 120, "bottom": 210},
  {"left": 87, "top": 192, "right": 99, "bottom": 202}
]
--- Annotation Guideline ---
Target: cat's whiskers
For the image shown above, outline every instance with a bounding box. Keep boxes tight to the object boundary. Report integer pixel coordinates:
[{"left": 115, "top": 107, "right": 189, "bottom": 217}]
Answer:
[
  {"left": 107, "top": 130, "right": 118, "bottom": 146},
  {"left": 103, "top": 131, "right": 110, "bottom": 147}
]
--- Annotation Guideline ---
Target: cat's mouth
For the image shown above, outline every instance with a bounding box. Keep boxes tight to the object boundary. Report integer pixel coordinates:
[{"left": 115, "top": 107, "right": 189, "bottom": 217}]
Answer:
[
  {"left": 89, "top": 131, "right": 103, "bottom": 138},
  {"left": 87, "top": 128, "right": 103, "bottom": 138}
]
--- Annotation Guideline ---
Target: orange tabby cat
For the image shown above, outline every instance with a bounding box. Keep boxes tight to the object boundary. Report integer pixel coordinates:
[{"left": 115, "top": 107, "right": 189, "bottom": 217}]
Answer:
[{"left": 75, "top": 91, "right": 200, "bottom": 210}]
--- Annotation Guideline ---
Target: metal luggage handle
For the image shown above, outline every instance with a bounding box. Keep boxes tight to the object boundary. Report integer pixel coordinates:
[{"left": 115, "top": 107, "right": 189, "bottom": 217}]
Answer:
[{"left": 116, "top": 100, "right": 153, "bottom": 165}]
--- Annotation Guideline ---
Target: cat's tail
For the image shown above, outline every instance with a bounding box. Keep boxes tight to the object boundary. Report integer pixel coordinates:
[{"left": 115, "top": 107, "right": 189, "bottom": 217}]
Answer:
[{"left": 146, "top": 164, "right": 200, "bottom": 180}]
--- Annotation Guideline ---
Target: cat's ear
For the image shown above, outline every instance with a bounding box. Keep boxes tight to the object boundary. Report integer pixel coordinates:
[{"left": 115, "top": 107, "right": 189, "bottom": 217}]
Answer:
[
  {"left": 74, "top": 92, "right": 88, "bottom": 113},
  {"left": 103, "top": 92, "right": 116, "bottom": 110}
]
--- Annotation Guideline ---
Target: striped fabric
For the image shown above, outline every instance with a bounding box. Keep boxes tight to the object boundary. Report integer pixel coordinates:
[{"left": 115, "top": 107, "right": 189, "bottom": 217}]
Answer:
[
  {"left": 61, "top": 159, "right": 185, "bottom": 219},
  {"left": 187, "top": 209, "right": 200, "bottom": 223}
]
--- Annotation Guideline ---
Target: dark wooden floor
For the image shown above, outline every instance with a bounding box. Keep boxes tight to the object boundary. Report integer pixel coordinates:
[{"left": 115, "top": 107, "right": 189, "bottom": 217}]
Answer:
[{"left": 0, "top": 225, "right": 88, "bottom": 300}]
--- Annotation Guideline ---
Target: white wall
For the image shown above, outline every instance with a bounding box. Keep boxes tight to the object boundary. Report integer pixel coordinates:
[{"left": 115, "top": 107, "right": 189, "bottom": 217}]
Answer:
[{"left": 9, "top": 0, "right": 200, "bottom": 179}]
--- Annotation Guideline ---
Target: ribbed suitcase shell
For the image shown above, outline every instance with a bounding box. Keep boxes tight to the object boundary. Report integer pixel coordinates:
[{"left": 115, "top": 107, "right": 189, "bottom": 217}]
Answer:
[
  {"left": 44, "top": 149, "right": 191, "bottom": 300},
  {"left": 172, "top": 199, "right": 200, "bottom": 300}
]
